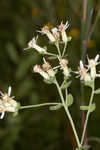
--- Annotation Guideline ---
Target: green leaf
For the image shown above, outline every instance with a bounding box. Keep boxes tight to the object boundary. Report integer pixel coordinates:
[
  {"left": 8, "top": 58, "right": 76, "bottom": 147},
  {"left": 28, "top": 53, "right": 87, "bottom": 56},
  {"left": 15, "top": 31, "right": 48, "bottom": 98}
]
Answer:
[
  {"left": 49, "top": 104, "right": 63, "bottom": 110},
  {"left": 89, "top": 103, "right": 96, "bottom": 113},
  {"left": 94, "top": 88, "right": 100, "bottom": 94},
  {"left": 80, "top": 103, "right": 96, "bottom": 113},
  {"left": 6, "top": 43, "right": 19, "bottom": 64},
  {"left": 84, "top": 80, "right": 93, "bottom": 88},
  {"left": 44, "top": 77, "right": 55, "bottom": 84},
  {"left": 16, "top": 54, "right": 38, "bottom": 79},
  {"left": 61, "top": 81, "right": 71, "bottom": 89},
  {"left": 48, "top": 56, "right": 57, "bottom": 60},
  {"left": 66, "top": 94, "right": 73, "bottom": 107},
  {"left": 80, "top": 106, "right": 89, "bottom": 111},
  {"left": 13, "top": 111, "right": 18, "bottom": 117},
  {"left": 54, "top": 69, "right": 58, "bottom": 75}
]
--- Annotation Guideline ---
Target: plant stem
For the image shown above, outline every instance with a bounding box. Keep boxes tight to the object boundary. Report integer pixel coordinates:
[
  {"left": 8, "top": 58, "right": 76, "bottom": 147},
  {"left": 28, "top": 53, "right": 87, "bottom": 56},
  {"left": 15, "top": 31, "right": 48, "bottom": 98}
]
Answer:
[
  {"left": 80, "top": 0, "right": 93, "bottom": 147},
  {"left": 20, "top": 102, "right": 61, "bottom": 110},
  {"left": 81, "top": 81, "right": 95, "bottom": 145},
  {"left": 62, "top": 42, "right": 67, "bottom": 58},
  {"left": 46, "top": 52, "right": 57, "bottom": 57},
  {"left": 55, "top": 80, "right": 80, "bottom": 148},
  {"left": 55, "top": 42, "right": 61, "bottom": 58}
]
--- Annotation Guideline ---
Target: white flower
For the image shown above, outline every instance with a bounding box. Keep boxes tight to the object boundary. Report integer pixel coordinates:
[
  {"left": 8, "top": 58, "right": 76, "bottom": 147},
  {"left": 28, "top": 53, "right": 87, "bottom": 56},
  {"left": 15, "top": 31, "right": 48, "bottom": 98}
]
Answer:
[
  {"left": 24, "top": 37, "right": 46, "bottom": 54},
  {"left": 58, "top": 21, "right": 71, "bottom": 43},
  {"left": 60, "top": 59, "right": 70, "bottom": 77},
  {"left": 42, "top": 59, "right": 55, "bottom": 78},
  {"left": 51, "top": 27, "right": 60, "bottom": 41},
  {"left": 0, "top": 87, "right": 18, "bottom": 119},
  {"left": 33, "top": 58, "right": 55, "bottom": 80},
  {"left": 76, "top": 61, "right": 91, "bottom": 82},
  {"left": 33, "top": 65, "right": 50, "bottom": 80},
  {"left": 88, "top": 54, "right": 100, "bottom": 79},
  {"left": 39, "top": 25, "right": 56, "bottom": 42}
]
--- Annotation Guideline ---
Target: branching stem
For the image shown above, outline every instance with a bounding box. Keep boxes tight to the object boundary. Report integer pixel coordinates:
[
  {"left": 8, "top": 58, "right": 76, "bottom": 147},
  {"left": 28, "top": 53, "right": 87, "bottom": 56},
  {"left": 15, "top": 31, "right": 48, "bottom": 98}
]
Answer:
[
  {"left": 81, "top": 80, "right": 95, "bottom": 145},
  {"left": 55, "top": 79, "right": 81, "bottom": 148},
  {"left": 20, "top": 102, "right": 61, "bottom": 110}
]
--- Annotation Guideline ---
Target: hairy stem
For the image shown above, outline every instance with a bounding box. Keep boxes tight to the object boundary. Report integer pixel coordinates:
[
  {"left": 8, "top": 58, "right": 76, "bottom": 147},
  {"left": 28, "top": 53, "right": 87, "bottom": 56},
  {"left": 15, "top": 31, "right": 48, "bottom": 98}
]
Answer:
[
  {"left": 20, "top": 102, "right": 61, "bottom": 110},
  {"left": 55, "top": 80, "right": 80, "bottom": 148},
  {"left": 55, "top": 42, "right": 61, "bottom": 58},
  {"left": 62, "top": 42, "right": 67, "bottom": 57}
]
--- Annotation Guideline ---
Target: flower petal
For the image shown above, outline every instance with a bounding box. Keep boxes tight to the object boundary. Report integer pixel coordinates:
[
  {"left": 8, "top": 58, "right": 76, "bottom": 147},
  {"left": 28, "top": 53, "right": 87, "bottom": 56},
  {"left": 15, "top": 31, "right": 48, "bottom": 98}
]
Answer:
[{"left": 8, "top": 86, "right": 11, "bottom": 97}]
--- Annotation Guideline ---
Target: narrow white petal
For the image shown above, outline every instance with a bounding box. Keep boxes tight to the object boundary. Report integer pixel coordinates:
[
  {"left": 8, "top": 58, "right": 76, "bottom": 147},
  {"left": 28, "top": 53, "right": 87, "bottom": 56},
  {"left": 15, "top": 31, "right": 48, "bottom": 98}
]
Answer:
[
  {"left": 80, "top": 60, "right": 84, "bottom": 68},
  {"left": 23, "top": 47, "right": 30, "bottom": 50},
  {"left": 0, "top": 112, "right": 5, "bottom": 119},
  {"left": 8, "top": 86, "right": 11, "bottom": 96},
  {"left": 95, "top": 54, "right": 99, "bottom": 62}
]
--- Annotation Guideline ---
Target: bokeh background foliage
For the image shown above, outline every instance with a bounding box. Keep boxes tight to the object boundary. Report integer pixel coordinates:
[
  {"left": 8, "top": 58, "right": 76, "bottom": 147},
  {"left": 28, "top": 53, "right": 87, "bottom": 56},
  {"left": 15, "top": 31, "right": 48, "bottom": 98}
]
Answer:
[{"left": 0, "top": 0, "right": 100, "bottom": 150}]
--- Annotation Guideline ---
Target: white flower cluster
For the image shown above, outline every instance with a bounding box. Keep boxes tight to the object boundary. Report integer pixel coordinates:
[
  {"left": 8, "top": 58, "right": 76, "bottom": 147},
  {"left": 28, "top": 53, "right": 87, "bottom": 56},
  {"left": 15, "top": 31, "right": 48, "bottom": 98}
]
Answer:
[
  {"left": 33, "top": 54, "right": 100, "bottom": 83},
  {"left": 24, "top": 21, "right": 71, "bottom": 54},
  {"left": 76, "top": 55, "right": 100, "bottom": 82},
  {"left": 0, "top": 87, "right": 18, "bottom": 119},
  {"left": 33, "top": 58, "right": 71, "bottom": 80},
  {"left": 60, "top": 59, "right": 70, "bottom": 78},
  {"left": 33, "top": 59, "right": 55, "bottom": 80},
  {"left": 39, "top": 21, "right": 71, "bottom": 43},
  {"left": 24, "top": 37, "right": 46, "bottom": 54}
]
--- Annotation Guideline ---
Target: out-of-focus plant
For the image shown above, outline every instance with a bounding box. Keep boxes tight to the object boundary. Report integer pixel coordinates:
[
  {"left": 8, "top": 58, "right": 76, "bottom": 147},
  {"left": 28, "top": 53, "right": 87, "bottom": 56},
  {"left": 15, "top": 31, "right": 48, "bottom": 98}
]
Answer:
[{"left": 1, "top": 20, "right": 100, "bottom": 150}]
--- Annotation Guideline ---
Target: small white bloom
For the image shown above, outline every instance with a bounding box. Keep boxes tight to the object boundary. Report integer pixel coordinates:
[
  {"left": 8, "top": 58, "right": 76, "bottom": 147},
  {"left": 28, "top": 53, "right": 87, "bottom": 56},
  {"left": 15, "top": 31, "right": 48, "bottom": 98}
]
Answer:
[
  {"left": 76, "top": 61, "right": 91, "bottom": 82},
  {"left": 88, "top": 54, "right": 100, "bottom": 79},
  {"left": 0, "top": 87, "right": 18, "bottom": 119},
  {"left": 58, "top": 21, "right": 71, "bottom": 43},
  {"left": 42, "top": 59, "right": 55, "bottom": 78},
  {"left": 60, "top": 59, "right": 70, "bottom": 77},
  {"left": 33, "top": 65, "right": 50, "bottom": 80},
  {"left": 51, "top": 27, "right": 60, "bottom": 41},
  {"left": 24, "top": 37, "right": 46, "bottom": 54},
  {"left": 39, "top": 25, "right": 56, "bottom": 42}
]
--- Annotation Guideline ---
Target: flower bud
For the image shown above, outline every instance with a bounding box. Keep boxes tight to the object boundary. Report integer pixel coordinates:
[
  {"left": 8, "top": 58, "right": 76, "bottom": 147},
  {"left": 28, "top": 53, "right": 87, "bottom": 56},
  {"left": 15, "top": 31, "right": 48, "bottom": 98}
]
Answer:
[
  {"left": 42, "top": 61, "right": 55, "bottom": 78},
  {"left": 78, "top": 61, "right": 91, "bottom": 82},
  {"left": 60, "top": 59, "right": 70, "bottom": 77},
  {"left": 40, "top": 26, "right": 56, "bottom": 42},
  {"left": 51, "top": 28, "right": 60, "bottom": 41},
  {"left": 33, "top": 65, "right": 50, "bottom": 80},
  {"left": 88, "top": 55, "right": 100, "bottom": 79},
  {"left": 0, "top": 87, "right": 19, "bottom": 119},
  {"left": 58, "top": 21, "right": 71, "bottom": 43},
  {"left": 24, "top": 37, "right": 46, "bottom": 54}
]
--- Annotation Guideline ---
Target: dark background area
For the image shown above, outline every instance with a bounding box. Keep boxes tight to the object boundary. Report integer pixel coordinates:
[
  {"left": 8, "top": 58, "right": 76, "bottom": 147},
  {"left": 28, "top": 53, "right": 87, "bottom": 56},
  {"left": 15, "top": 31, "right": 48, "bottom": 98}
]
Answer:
[{"left": 0, "top": 0, "right": 100, "bottom": 150}]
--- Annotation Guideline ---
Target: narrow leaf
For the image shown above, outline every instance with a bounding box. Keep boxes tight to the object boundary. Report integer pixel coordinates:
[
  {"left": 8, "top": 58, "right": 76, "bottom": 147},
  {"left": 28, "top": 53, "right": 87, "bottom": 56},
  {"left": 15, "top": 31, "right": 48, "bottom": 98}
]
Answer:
[
  {"left": 80, "top": 103, "right": 96, "bottom": 113},
  {"left": 61, "top": 81, "right": 71, "bottom": 89},
  {"left": 48, "top": 56, "right": 57, "bottom": 60},
  {"left": 84, "top": 80, "right": 93, "bottom": 88},
  {"left": 66, "top": 94, "right": 73, "bottom": 107},
  {"left": 94, "top": 88, "right": 100, "bottom": 94},
  {"left": 80, "top": 106, "right": 89, "bottom": 111},
  {"left": 89, "top": 103, "right": 96, "bottom": 113}
]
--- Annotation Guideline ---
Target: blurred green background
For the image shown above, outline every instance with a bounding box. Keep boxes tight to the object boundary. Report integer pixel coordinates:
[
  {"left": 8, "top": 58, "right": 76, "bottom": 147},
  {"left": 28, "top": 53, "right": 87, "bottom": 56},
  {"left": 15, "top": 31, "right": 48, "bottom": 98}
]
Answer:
[{"left": 0, "top": 0, "right": 100, "bottom": 150}]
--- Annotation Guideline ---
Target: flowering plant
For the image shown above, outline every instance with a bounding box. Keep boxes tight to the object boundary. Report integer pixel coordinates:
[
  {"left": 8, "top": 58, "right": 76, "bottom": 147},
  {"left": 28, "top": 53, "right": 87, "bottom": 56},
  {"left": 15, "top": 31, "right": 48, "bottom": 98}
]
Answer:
[{"left": 1, "top": 21, "right": 100, "bottom": 150}]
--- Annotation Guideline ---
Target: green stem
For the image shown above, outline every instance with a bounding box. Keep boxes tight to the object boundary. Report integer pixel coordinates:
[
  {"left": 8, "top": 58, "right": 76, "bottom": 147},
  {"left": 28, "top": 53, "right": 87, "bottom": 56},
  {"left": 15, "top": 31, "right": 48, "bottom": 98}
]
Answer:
[
  {"left": 20, "top": 102, "right": 61, "bottom": 110},
  {"left": 46, "top": 52, "right": 57, "bottom": 57},
  {"left": 55, "top": 42, "right": 61, "bottom": 58},
  {"left": 55, "top": 80, "right": 81, "bottom": 148},
  {"left": 81, "top": 80, "right": 95, "bottom": 145},
  {"left": 62, "top": 42, "right": 67, "bottom": 58}
]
